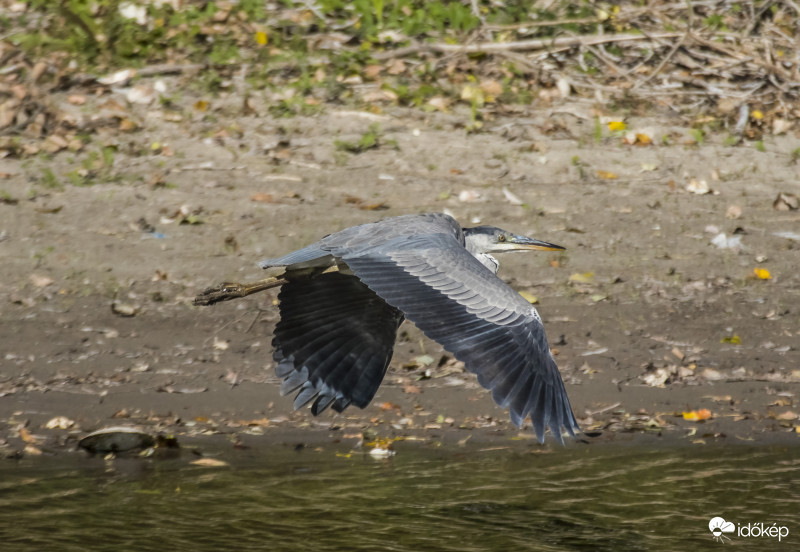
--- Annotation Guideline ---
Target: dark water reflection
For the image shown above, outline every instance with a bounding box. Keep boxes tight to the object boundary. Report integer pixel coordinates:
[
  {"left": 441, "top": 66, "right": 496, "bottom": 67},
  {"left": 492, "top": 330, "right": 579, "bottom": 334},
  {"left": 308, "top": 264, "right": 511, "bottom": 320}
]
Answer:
[{"left": 0, "top": 444, "right": 797, "bottom": 551}]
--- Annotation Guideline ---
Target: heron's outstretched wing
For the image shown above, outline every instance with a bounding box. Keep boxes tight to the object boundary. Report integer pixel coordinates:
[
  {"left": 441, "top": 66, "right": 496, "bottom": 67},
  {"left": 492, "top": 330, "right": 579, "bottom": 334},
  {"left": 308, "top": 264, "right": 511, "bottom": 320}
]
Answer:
[
  {"left": 273, "top": 272, "right": 403, "bottom": 415},
  {"left": 259, "top": 213, "right": 463, "bottom": 270},
  {"left": 329, "top": 233, "right": 579, "bottom": 444}
]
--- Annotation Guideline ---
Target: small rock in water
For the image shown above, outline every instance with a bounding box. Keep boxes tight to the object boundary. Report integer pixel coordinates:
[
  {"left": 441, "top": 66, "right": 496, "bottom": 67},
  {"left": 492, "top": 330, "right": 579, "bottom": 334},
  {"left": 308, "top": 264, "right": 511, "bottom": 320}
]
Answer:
[{"left": 79, "top": 427, "right": 155, "bottom": 453}]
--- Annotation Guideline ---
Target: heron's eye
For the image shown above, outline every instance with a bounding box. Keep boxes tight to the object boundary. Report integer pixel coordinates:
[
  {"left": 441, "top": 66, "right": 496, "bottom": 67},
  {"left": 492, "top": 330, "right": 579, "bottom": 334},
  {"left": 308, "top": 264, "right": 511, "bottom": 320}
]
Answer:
[{"left": 498, "top": 235, "right": 506, "bottom": 242}]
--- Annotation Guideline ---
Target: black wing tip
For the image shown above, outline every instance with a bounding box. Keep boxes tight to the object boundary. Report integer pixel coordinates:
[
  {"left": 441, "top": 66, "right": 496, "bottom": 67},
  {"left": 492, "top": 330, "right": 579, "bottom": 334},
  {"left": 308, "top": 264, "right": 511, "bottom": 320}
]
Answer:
[
  {"left": 528, "top": 399, "right": 581, "bottom": 445},
  {"left": 531, "top": 421, "right": 581, "bottom": 446}
]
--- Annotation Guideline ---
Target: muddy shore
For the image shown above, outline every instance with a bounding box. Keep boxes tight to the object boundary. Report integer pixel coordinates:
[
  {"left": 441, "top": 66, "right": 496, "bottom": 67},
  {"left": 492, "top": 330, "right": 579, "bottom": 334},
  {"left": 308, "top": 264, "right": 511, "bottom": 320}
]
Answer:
[{"left": 2, "top": 101, "right": 799, "bottom": 458}]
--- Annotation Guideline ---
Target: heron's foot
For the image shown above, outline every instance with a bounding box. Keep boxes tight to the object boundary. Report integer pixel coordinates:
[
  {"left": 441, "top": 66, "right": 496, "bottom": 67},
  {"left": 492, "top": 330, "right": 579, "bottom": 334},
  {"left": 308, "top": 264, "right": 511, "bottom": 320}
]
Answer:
[
  {"left": 193, "top": 282, "right": 248, "bottom": 306},
  {"left": 193, "top": 276, "right": 286, "bottom": 306}
]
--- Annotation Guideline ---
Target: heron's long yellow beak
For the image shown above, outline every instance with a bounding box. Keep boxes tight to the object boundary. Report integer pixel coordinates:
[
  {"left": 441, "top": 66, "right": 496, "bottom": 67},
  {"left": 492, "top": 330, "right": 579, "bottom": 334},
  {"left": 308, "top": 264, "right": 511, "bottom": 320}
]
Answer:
[{"left": 508, "top": 236, "right": 565, "bottom": 251}]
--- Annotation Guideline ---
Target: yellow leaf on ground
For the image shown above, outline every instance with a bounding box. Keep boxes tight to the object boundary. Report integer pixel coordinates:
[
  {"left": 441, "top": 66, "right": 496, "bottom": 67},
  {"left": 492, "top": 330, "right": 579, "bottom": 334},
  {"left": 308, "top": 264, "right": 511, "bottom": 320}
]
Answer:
[
  {"left": 19, "top": 427, "right": 36, "bottom": 444},
  {"left": 569, "top": 272, "right": 594, "bottom": 284},
  {"left": 682, "top": 409, "right": 712, "bottom": 421},
  {"left": 255, "top": 31, "right": 268, "bottom": 46},
  {"left": 518, "top": 291, "right": 538, "bottom": 304},
  {"left": 721, "top": 335, "right": 741, "bottom": 345},
  {"left": 608, "top": 121, "right": 626, "bottom": 131},
  {"left": 460, "top": 85, "right": 484, "bottom": 105},
  {"left": 754, "top": 267, "right": 771, "bottom": 280},
  {"left": 597, "top": 170, "right": 618, "bottom": 179}
]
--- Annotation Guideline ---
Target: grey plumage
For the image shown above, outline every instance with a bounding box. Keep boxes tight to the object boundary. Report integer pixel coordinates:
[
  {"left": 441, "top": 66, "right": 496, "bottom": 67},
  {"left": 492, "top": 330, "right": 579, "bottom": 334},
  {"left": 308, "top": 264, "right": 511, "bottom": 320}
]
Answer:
[{"left": 258, "top": 213, "right": 578, "bottom": 444}]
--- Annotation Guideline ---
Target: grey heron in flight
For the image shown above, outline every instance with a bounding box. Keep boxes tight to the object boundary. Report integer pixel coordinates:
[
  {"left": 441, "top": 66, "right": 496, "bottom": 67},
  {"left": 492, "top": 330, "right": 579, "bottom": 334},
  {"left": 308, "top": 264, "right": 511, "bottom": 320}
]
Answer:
[{"left": 194, "top": 213, "right": 579, "bottom": 444}]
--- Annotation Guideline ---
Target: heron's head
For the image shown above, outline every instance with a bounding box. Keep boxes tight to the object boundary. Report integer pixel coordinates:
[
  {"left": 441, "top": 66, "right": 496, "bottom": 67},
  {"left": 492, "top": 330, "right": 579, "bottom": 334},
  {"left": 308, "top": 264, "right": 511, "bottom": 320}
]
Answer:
[{"left": 464, "top": 226, "right": 565, "bottom": 255}]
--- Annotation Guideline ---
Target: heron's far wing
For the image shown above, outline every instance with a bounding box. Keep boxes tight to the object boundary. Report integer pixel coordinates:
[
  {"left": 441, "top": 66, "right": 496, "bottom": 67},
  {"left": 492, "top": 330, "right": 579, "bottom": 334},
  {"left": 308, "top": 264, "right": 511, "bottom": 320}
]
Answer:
[
  {"left": 319, "top": 212, "right": 464, "bottom": 254},
  {"left": 331, "top": 234, "right": 579, "bottom": 444},
  {"left": 258, "top": 243, "right": 331, "bottom": 269},
  {"left": 273, "top": 272, "right": 403, "bottom": 415},
  {"left": 259, "top": 213, "right": 461, "bottom": 269}
]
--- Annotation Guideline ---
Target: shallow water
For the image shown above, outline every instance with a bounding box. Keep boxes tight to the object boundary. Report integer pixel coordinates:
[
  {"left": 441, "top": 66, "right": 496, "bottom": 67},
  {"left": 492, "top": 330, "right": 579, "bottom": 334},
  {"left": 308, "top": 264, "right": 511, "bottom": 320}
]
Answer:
[{"left": 1, "top": 444, "right": 797, "bottom": 551}]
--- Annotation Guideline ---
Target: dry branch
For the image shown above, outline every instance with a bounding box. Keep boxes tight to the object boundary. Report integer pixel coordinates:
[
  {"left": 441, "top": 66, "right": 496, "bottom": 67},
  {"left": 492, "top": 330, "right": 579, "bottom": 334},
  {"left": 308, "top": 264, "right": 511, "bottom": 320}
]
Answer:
[{"left": 372, "top": 32, "right": 683, "bottom": 61}]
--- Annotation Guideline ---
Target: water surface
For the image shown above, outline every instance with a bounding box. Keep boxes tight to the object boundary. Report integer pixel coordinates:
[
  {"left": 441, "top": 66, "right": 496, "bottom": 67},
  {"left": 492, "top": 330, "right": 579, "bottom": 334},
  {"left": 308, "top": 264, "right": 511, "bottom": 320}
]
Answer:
[{"left": 1, "top": 444, "right": 797, "bottom": 551}]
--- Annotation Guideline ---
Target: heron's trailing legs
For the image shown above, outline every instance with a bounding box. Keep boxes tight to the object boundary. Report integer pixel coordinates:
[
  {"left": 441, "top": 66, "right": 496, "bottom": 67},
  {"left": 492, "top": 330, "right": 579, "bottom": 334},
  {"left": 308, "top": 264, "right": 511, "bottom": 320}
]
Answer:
[
  {"left": 193, "top": 277, "right": 286, "bottom": 306},
  {"left": 193, "top": 265, "right": 340, "bottom": 306}
]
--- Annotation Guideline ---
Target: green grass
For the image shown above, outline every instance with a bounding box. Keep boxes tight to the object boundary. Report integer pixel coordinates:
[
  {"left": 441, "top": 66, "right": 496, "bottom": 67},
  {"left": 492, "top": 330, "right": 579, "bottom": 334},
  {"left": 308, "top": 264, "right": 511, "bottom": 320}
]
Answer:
[
  {"left": 40, "top": 167, "right": 61, "bottom": 189},
  {"left": 334, "top": 123, "right": 395, "bottom": 153},
  {"left": 8, "top": 1, "right": 609, "bottom": 111}
]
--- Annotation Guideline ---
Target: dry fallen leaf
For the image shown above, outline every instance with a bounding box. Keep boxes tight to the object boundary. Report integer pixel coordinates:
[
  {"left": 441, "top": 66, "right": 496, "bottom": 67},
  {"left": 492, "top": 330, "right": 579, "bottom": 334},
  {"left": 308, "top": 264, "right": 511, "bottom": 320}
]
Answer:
[
  {"left": 479, "top": 79, "right": 503, "bottom": 101},
  {"left": 119, "top": 118, "right": 138, "bottom": 132},
  {"left": 191, "top": 458, "right": 229, "bottom": 467},
  {"left": 568, "top": 272, "right": 594, "bottom": 284},
  {"left": 458, "top": 190, "right": 482, "bottom": 202},
  {"left": 686, "top": 179, "right": 711, "bottom": 195},
  {"left": 773, "top": 192, "right": 799, "bottom": 211},
  {"left": 250, "top": 193, "right": 275, "bottom": 203},
  {"left": 772, "top": 118, "right": 793, "bottom": 134},
  {"left": 753, "top": 267, "right": 772, "bottom": 280},
  {"left": 19, "top": 427, "right": 36, "bottom": 444},
  {"left": 726, "top": 205, "right": 742, "bottom": 219},
  {"left": 213, "top": 337, "right": 229, "bottom": 351},
  {"left": 427, "top": 96, "right": 450, "bottom": 112},
  {"left": 386, "top": 59, "right": 406, "bottom": 75},
  {"left": 45, "top": 416, "right": 75, "bottom": 430},
  {"left": 358, "top": 202, "right": 388, "bottom": 211},
  {"left": 29, "top": 274, "right": 54, "bottom": 288},
  {"left": 24, "top": 445, "right": 43, "bottom": 456},
  {"left": 683, "top": 409, "right": 712, "bottom": 421},
  {"left": 596, "top": 170, "right": 618, "bottom": 179}
]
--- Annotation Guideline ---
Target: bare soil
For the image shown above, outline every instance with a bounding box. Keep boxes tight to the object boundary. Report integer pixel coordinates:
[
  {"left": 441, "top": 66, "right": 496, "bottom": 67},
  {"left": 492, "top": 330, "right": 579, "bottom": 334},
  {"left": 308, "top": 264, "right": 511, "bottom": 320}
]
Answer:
[{"left": 1, "top": 88, "right": 799, "bottom": 457}]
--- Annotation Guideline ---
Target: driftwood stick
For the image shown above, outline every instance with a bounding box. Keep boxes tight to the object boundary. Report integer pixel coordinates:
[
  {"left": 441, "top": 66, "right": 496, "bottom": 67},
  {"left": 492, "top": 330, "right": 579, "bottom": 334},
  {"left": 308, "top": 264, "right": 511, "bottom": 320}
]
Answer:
[{"left": 372, "top": 32, "right": 683, "bottom": 60}]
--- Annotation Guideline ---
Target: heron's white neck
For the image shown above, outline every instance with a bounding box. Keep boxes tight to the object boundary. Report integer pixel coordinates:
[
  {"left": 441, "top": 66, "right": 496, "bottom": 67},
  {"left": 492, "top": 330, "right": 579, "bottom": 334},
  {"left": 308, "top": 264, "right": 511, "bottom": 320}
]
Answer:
[{"left": 474, "top": 253, "right": 499, "bottom": 274}]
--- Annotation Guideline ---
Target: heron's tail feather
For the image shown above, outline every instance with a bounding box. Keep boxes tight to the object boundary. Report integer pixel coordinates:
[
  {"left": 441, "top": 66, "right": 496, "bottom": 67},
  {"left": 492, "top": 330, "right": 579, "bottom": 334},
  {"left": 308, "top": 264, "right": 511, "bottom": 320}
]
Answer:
[{"left": 272, "top": 272, "right": 403, "bottom": 415}]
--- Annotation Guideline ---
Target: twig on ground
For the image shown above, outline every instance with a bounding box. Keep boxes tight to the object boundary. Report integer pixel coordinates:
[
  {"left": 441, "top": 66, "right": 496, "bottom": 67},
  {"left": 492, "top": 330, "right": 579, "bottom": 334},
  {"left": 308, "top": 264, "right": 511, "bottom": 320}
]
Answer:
[
  {"left": 634, "top": 32, "right": 690, "bottom": 89},
  {"left": 135, "top": 63, "right": 206, "bottom": 78},
  {"left": 485, "top": 17, "right": 602, "bottom": 31},
  {"left": 372, "top": 32, "right": 683, "bottom": 60}
]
